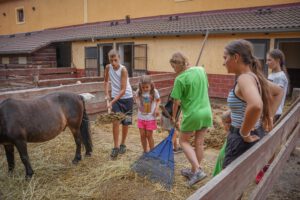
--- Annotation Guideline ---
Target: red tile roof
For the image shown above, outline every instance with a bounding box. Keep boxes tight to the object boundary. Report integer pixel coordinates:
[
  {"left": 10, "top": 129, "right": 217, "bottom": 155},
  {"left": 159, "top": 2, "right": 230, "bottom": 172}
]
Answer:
[{"left": 0, "top": 3, "right": 299, "bottom": 54}]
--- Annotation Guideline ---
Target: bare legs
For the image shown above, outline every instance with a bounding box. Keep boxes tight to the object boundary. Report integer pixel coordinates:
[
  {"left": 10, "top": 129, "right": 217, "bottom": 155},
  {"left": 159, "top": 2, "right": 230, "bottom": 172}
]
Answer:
[
  {"left": 139, "top": 129, "right": 154, "bottom": 152},
  {"left": 112, "top": 121, "right": 128, "bottom": 148},
  {"left": 179, "top": 129, "right": 206, "bottom": 172}
]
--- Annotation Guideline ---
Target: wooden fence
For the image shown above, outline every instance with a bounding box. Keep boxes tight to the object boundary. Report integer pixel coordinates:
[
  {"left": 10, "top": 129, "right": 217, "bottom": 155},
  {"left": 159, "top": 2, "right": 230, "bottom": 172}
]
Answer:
[
  {"left": 187, "top": 97, "right": 300, "bottom": 200},
  {"left": 0, "top": 67, "right": 78, "bottom": 81},
  {"left": 0, "top": 73, "right": 175, "bottom": 115}
]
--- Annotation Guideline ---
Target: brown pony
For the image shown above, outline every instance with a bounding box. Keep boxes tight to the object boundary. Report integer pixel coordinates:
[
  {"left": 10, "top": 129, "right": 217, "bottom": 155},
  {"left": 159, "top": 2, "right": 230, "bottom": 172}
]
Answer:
[{"left": 0, "top": 92, "right": 92, "bottom": 178}]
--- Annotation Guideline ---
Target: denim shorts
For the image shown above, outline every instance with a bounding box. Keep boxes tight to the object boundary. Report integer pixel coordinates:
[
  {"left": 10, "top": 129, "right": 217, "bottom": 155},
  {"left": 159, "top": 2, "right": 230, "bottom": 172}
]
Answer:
[
  {"left": 112, "top": 98, "right": 133, "bottom": 125},
  {"left": 223, "top": 125, "right": 265, "bottom": 169}
]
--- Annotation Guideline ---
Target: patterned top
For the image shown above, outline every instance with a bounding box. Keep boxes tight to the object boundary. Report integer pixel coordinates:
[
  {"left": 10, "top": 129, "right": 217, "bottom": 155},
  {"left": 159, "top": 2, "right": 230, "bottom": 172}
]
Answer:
[
  {"left": 227, "top": 79, "right": 261, "bottom": 129},
  {"left": 136, "top": 89, "right": 160, "bottom": 121}
]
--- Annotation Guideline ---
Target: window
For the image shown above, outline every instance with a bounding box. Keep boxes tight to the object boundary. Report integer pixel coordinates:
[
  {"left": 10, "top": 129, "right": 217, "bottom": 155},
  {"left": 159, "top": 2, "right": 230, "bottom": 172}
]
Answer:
[
  {"left": 116, "top": 43, "right": 148, "bottom": 77},
  {"left": 2, "top": 57, "right": 9, "bottom": 64},
  {"left": 16, "top": 7, "right": 25, "bottom": 24},
  {"left": 247, "top": 39, "right": 270, "bottom": 76},
  {"left": 18, "top": 57, "right": 27, "bottom": 64},
  {"left": 134, "top": 44, "right": 147, "bottom": 70},
  {"left": 85, "top": 47, "right": 98, "bottom": 76},
  {"left": 98, "top": 43, "right": 113, "bottom": 77},
  {"left": 117, "top": 43, "right": 134, "bottom": 77}
]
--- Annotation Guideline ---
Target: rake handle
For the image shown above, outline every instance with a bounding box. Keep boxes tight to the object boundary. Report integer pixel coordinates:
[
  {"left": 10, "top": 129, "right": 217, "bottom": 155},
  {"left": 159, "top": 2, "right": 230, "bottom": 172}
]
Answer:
[
  {"left": 195, "top": 29, "right": 209, "bottom": 66},
  {"left": 106, "top": 99, "right": 111, "bottom": 114}
]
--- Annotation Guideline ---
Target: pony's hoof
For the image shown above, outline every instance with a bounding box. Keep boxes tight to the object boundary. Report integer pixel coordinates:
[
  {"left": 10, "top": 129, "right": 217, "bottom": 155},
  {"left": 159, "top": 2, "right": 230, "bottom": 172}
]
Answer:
[
  {"left": 25, "top": 174, "right": 33, "bottom": 180},
  {"left": 85, "top": 152, "right": 92, "bottom": 157},
  {"left": 72, "top": 159, "right": 79, "bottom": 165},
  {"left": 8, "top": 170, "right": 14, "bottom": 177}
]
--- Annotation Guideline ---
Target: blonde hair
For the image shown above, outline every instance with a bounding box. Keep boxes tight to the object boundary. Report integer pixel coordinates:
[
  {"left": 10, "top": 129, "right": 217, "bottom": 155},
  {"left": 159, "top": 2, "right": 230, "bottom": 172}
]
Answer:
[
  {"left": 108, "top": 49, "right": 120, "bottom": 58},
  {"left": 169, "top": 52, "right": 189, "bottom": 69}
]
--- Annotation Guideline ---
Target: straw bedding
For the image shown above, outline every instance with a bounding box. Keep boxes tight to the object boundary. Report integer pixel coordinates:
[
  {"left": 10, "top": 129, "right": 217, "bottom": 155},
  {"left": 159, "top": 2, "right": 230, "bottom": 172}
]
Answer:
[{"left": 0, "top": 100, "right": 227, "bottom": 200}]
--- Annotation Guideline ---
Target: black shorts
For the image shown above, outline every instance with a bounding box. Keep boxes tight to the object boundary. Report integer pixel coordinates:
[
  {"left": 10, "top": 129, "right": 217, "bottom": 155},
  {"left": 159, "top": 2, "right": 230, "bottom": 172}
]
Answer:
[
  {"left": 112, "top": 98, "right": 133, "bottom": 126},
  {"left": 223, "top": 125, "right": 265, "bottom": 169}
]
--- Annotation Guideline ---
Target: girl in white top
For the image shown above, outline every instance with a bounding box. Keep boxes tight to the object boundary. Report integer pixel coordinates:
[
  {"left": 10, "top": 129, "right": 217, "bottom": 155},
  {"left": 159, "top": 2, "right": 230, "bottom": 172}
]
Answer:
[
  {"left": 135, "top": 75, "right": 161, "bottom": 153},
  {"left": 267, "top": 49, "right": 289, "bottom": 123},
  {"left": 104, "top": 49, "right": 133, "bottom": 159}
]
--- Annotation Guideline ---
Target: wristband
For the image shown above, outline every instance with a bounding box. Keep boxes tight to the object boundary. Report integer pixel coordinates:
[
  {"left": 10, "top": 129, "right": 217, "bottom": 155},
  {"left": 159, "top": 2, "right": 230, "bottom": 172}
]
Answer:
[{"left": 240, "top": 130, "right": 251, "bottom": 138}]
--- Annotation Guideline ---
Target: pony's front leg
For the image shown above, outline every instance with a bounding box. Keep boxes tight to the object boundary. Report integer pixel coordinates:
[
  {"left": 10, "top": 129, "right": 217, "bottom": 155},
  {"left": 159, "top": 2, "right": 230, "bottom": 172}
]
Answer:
[
  {"left": 4, "top": 144, "right": 15, "bottom": 174},
  {"left": 72, "top": 130, "right": 82, "bottom": 164},
  {"left": 14, "top": 141, "right": 34, "bottom": 179}
]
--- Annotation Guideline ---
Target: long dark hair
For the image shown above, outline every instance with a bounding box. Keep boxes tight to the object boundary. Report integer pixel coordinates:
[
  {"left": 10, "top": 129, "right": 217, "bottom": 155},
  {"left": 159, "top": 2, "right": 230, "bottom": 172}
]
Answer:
[
  {"left": 137, "top": 75, "right": 155, "bottom": 101},
  {"left": 268, "top": 49, "right": 290, "bottom": 91},
  {"left": 225, "top": 40, "right": 272, "bottom": 130}
]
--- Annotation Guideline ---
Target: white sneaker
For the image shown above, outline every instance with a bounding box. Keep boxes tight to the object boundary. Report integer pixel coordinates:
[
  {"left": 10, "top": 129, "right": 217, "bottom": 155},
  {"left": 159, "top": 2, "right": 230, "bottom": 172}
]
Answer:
[{"left": 187, "top": 169, "right": 207, "bottom": 186}]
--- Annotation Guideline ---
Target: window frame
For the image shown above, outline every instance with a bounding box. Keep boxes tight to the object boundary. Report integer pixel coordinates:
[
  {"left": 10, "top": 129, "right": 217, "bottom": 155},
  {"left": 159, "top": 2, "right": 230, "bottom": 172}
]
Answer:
[
  {"left": 84, "top": 46, "right": 98, "bottom": 76},
  {"left": 18, "top": 56, "right": 27, "bottom": 64},
  {"left": 15, "top": 7, "right": 25, "bottom": 24},
  {"left": 2, "top": 57, "right": 10, "bottom": 64},
  {"left": 97, "top": 43, "right": 113, "bottom": 77},
  {"left": 247, "top": 39, "right": 270, "bottom": 76}
]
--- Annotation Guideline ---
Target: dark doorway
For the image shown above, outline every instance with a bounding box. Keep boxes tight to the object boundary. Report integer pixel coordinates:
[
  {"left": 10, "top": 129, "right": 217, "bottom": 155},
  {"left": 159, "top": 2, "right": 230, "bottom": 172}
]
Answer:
[
  {"left": 98, "top": 43, "right": 113, "bottom": 77},
  {"left": 56, "top": 42, "right": 71, "bottom": 68},
  {"left": 247, "top": 39, "right": 270, "bottom": 76},
  {"left": 276, "top": 38, "right": 300, "bottom": 92},
  {"left": 117, "top": 43, "right": 133, "bottom": 77}
]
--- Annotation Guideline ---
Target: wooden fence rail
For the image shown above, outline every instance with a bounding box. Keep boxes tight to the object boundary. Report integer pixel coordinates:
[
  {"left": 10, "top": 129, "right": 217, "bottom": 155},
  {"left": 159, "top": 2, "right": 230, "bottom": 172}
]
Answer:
[
  {"left": 0, "top": 73, "right": 175, "bottom": 115},
  {"left": 187, "top": 97, "right": 300, "bottom": 200}
]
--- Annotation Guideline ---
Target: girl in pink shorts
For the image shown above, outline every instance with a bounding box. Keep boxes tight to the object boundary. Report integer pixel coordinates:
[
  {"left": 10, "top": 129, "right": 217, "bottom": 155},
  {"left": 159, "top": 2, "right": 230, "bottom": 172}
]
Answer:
[{"left": 135, "top": 75, "right": 161, "bottom": 153}]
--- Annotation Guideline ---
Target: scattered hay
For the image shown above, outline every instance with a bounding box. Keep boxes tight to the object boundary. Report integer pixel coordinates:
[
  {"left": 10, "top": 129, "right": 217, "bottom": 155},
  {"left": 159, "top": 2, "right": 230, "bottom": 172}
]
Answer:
[{"left": 0, "top": 99, "right": 226, "bottom": 199}]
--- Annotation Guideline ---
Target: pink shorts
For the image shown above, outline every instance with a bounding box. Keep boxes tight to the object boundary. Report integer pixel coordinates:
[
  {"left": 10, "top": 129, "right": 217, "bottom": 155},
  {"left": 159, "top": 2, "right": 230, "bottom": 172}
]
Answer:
[{"left": 137, "top": 119, "right": 157, "bottom": 131}]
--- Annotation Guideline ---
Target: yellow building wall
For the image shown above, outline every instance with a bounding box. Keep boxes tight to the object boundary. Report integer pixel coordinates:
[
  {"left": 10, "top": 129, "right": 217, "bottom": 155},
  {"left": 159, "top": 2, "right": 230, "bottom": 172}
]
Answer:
[
  {"left": 0, "top": 0, "right": 84, "bottom": 35},
  {"left": 1, "top": 0, "right": 298, "bottom": 35},
  {"left": 72, "top": 32, "right": 300, "bottom": 75},
  {"left": 87, "top": 0, "right": 299, "bottom": 23}
]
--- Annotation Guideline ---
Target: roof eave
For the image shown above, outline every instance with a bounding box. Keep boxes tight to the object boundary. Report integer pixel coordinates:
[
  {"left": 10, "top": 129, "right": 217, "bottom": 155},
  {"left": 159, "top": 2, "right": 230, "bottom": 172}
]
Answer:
[{"left": 1, "top": 28, "right": 299, "bottom": 55}]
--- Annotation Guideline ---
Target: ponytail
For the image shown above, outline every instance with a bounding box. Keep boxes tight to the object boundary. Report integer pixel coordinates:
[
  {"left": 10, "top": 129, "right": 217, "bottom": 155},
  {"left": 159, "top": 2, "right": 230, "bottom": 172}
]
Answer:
[
  {"left": 268, "top": 49, "right": 290, "bottom": 94},
  {"left": 250, "top": 57, "right": 272, "bottom": 131},
  {"left": 225, "top": 40, "right": 272, "bottom": 131}
]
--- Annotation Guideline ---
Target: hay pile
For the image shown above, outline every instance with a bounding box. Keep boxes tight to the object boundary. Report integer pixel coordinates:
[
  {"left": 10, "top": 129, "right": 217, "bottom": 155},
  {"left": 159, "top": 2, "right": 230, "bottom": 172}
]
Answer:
[{"left": 0, "top": 99, "right": 227, "bottom": 200}]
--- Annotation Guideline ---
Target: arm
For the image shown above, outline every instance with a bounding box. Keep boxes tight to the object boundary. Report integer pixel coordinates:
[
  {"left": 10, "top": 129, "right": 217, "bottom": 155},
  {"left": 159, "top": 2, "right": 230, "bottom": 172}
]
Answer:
[
  {"left": 134, "top": 89, "right": 141, "bottom": 108},
  {"left": 268, "top": 80, "right": 284, "bottom": 117},
  {"left": 238, "top": 75, "right": 263, "bottom": 142},
  {"left": 110, "top": 67, "right": 128, "bottom": 105},
  {"left": 221, "top": 110, "right": 231, "bottom": 133},
  {"left": 104, "top": 65, "right": 110, "bottom": 100},
  {"left": 154, "top": 97, "right": 161, "bottom": 117},
  {"left": 172, "top": 99, "right": 180, "bottom": 121}
]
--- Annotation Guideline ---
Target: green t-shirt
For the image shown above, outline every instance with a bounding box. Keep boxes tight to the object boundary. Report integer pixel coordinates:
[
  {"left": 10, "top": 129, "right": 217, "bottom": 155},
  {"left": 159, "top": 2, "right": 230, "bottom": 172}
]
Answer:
[{"left": 171, "top": 66, "right": 212, "bottom": 132}]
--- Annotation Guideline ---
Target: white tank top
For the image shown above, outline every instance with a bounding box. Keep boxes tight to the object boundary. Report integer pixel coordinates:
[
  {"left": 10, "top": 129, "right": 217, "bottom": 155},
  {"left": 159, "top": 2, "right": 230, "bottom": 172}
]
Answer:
[{"left": 109, "top": 64, "right": 133, "bottom": 99}]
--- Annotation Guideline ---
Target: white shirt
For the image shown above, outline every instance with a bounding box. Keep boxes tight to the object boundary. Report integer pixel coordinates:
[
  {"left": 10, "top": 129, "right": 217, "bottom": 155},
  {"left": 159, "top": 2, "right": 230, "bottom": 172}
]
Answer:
[
  {"left": 268, "top": 71, "right": 288, "bottom": 115},
  {"left": 109, "top": 64, "right": 133, "bottom": 99},
  {"left": 136, "top": 89, "right": 160, "bottom": 121}
]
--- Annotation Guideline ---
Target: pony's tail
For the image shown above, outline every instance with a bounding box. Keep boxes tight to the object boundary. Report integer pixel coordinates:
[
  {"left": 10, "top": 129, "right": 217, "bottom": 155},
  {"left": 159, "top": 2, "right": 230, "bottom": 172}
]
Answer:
[{"left": 80, "top": 96, "right": 93, "bottom": 155}]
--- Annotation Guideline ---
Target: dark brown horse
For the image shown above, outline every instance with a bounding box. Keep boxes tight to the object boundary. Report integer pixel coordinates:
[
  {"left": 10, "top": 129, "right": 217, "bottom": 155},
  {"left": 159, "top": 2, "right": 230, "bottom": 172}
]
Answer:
[{"left": 0, "top": 92, "right": 92, "bottom": 178}]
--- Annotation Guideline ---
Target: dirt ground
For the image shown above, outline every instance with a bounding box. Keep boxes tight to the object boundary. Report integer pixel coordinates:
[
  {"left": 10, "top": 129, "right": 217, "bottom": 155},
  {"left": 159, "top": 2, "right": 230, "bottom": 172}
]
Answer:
[
  {"left": 266, "top": 139, "right": 300, "bottom": 200},
  {"left": 0, "top": 99, "right": 227, "bottom": 200},
  {"left": 1, "top": 98, "right": 299, "bottom": 199}
]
